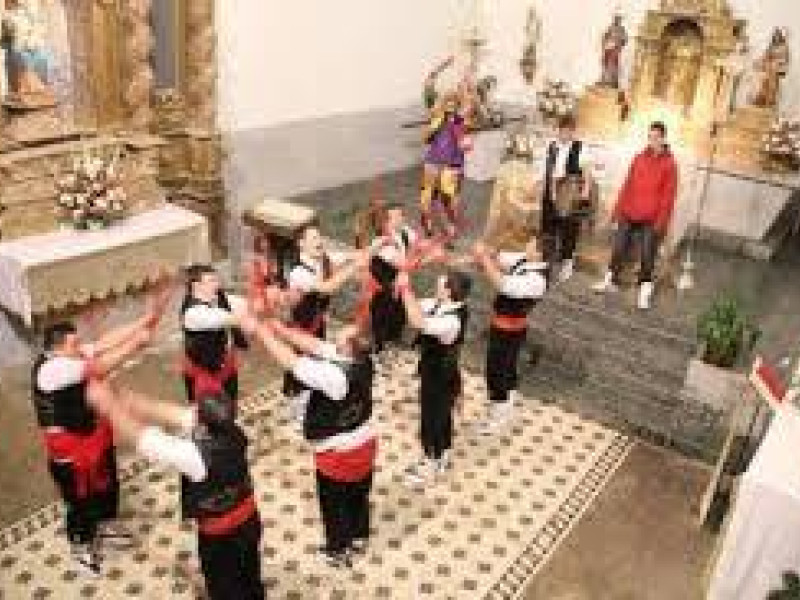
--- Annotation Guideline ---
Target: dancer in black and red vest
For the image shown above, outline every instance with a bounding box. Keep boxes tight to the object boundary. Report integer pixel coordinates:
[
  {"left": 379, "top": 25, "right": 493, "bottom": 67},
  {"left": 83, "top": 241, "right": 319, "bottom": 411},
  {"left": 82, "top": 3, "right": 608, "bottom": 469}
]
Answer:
[
  {"left": 32, "top": 309, "right": 159, "bottom": 574},
  {"left": 181, "top": 264, "right": 249, "bottom": 413},
  {"left": 245, "top": 315, "right": 375, "bottom": 569},
  {"left": 86, "top": 381, "right": 263, "bottom": 599},
  {"left": 472, "top": 237, "right": 548, "bottom": 433},
  {"left": 368, "top": 204, "right": 418, "bottom": 352},
  {"left": 396, "top": 268, "right": 472, "bottom": 486},
  {"left": 287, "top": 224, "right": 365, "bottom": 340}
]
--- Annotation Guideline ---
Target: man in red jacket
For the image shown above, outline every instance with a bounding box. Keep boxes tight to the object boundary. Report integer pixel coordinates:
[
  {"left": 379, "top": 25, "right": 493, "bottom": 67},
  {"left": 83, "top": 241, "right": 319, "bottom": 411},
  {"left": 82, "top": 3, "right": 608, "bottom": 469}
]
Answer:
[{"left": 592, "top": 121, "right": 678, "bottom": 309}]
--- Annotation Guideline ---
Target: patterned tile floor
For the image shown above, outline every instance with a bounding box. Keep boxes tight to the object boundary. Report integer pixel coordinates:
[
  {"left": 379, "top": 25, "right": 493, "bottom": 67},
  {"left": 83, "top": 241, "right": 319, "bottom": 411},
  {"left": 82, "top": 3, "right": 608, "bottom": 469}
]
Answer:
[{"left": 0, "top": 350, "right": 632, "bottom": 600}]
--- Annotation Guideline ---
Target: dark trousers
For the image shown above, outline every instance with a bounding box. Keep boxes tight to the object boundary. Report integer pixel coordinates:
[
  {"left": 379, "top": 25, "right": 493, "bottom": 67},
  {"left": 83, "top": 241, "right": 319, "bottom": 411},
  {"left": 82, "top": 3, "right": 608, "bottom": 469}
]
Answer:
[
  {"left": 198, "top": 515, "right": 264, "bottom": 600},
  {"left": 545, "top": 214, "right": 582, "bottom": 261},
  {"left": 315, "top": 470, "right": 373, "bottom": 553},
  {"left": 609, "top": 220, "right": 659, "bottom": 284},
  {"left": 49, "top": 448, "right": 120, "bottom": 546},
  {"left": 486, "top": 327, "right": 527, "bottom": 404},
  {"left": 420, "top": 365, "right": 459, "bottom": 460},
  {"left": 370, "top": 289, "right": 406, "bottom": 348}
]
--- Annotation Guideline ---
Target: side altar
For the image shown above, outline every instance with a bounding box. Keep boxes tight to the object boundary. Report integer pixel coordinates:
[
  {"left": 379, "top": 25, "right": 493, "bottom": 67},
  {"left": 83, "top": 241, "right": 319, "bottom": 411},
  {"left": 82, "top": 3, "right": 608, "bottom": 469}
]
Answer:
[{"left": 0, "top": 0, "right": 224, "bottom": 339}]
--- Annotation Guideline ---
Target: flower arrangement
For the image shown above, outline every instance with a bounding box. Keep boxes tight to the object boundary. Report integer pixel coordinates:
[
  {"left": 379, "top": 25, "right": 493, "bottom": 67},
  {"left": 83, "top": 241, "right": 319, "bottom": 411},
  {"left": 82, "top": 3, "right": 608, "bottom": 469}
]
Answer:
[
  {"left": 762, "top": 119, "right": 800, "bottom": 172},
  {"left": 537, "top": 79, "right": 577, "bottom": 122},
  {"left": 56, "top": 148, "right": 127, "bottom": 230}
]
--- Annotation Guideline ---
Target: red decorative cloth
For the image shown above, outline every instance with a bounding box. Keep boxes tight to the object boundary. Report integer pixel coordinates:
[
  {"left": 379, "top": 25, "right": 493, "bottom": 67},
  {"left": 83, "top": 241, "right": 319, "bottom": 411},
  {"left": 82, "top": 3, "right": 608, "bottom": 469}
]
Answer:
[{"left": 43, "top": 418, "right": 113, "bottom": 499}]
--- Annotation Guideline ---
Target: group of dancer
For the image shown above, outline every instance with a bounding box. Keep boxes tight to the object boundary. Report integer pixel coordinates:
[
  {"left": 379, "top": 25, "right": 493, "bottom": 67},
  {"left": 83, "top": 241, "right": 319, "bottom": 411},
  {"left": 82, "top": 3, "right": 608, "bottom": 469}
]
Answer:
[
  {"left": 31, "top": 82, "right": 678, "bottom": 597},
  {"left": 30, "top": 200, "right": 550, "bottom": 598}
]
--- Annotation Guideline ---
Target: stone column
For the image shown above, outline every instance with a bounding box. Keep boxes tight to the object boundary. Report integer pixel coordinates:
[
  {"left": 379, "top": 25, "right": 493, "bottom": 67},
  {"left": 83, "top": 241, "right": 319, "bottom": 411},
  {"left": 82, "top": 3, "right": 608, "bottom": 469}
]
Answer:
[
  {"left": 184, "top": 0, "right": 217, "bottom": 130},
  {"left": 121, "top": 0, "right": 154, "bottom": 131}
]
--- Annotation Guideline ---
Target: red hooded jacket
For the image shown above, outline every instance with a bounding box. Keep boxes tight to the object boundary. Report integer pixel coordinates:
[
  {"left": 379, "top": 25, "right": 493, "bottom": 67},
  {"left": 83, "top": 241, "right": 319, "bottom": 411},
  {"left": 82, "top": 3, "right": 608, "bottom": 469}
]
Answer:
[{"left": 613, "top": 147, "right": 678, "bottom": 233}]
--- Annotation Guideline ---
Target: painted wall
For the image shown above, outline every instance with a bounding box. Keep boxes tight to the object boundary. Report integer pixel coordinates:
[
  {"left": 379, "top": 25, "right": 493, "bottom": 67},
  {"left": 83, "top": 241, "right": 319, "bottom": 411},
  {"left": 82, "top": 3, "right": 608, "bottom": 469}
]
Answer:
[
  {"left": 482, "top": 0, "right": 800, "bottom": 115},
  {"left": 216, "top": 0, "right": 464, "bottom": 132}
]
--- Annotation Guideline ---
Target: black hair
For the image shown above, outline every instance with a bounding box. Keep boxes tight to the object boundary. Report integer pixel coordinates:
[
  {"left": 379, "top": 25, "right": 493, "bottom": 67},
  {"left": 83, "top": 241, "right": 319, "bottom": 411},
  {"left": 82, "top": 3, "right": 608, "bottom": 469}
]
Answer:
[
  {"left": 43, "top": 321, "right": 77, "bottom": 352},
  {"left": 446, "top": 270, "right": 472, "bottom": 303},
  {"left": 184, "top": 264, "right": 216, "bottom": 288},
  {"left": 558, "top": 114, "right": 577, "bottom": 131},
  {"left": 650, "top": 121, "right": 667, "bottom": 137}
]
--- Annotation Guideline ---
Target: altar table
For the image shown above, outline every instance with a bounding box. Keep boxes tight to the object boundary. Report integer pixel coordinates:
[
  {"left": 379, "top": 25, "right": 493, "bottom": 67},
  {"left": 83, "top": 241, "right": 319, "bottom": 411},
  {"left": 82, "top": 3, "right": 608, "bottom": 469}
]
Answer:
[
  {"left": 707, "top": 406, "right": 800, "bottom": 599},
  {"left": 0, "top": 205, "right": 210, "bottom": 325}
]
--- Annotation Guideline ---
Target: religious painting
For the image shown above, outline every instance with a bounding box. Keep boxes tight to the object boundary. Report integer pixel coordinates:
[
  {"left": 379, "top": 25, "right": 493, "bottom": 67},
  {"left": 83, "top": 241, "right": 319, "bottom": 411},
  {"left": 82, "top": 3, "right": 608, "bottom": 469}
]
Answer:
[{"left": 0, "top": 0, "right": 72, "bottom": 111}]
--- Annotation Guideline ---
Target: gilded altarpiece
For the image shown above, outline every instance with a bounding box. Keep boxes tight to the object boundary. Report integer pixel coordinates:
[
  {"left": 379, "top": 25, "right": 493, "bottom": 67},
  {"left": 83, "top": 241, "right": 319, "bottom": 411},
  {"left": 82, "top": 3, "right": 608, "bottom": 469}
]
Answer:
[{"left": 0, "top": 0, "right": 224, "bottom": 250}]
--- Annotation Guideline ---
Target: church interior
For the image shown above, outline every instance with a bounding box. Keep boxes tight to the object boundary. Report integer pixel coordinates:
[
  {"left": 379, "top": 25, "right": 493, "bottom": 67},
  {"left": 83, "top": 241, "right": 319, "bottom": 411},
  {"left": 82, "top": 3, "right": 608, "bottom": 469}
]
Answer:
[{"left": 0, "top": 0, "right": 799, "bottom": 598}]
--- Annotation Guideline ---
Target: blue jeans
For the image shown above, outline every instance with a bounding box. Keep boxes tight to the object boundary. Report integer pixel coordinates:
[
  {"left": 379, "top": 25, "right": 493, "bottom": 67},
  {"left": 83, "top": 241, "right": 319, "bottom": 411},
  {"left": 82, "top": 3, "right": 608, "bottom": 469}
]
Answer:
[{"left": 609, "top": 220, "right": 658, "bottom": 284}]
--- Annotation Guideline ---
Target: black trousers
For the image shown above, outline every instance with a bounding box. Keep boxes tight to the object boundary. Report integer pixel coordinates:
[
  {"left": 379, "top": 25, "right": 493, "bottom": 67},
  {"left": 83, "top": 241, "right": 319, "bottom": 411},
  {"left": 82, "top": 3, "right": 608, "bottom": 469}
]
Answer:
[
  {"left": 316, "top": 470, "right": 373, "bottom": 553},
  {"left": 49, "top": 447, "right": 120, "bottom": 546},
  {"left": 486, "top": 327, "right": 527, "bottom": 404},
  {"left": 370, "top": 288, "right": 406, "bottom": 348},
  {"left": 198, "top": 515, "right": 264, "bottom": 600},
  {"left": 420, "top": 364, "right": 459, "bottom": 460},
  {"left": 545, "top": 213, "right": 582, "bottom": 261},
  {"left": 609, "top": 220, "right": 659, "bottom": 284}
]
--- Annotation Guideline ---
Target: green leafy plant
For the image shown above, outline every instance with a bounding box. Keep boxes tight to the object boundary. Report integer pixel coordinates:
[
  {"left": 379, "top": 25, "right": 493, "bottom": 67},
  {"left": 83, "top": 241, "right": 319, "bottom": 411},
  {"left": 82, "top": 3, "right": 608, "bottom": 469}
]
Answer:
[{"left": 697, "top": 295, "right": 760, "bottom": 368}]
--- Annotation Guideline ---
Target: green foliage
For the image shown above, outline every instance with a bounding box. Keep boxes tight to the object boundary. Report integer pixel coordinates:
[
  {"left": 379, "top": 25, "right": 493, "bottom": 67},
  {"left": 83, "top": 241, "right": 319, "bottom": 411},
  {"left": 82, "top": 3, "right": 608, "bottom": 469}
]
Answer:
[{"left": 697, "top": 294, "right": 760, "bottom": 368}]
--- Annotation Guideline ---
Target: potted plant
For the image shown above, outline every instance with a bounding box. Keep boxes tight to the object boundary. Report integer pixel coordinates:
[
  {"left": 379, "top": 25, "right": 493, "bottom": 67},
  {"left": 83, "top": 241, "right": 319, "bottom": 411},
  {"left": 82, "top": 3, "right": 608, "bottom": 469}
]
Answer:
[
  {"left": 683, "top": 294, "right": 760, "bottom": 412},
  {"left": 697, "top": 295, "right": 760, "bottom": 369}
]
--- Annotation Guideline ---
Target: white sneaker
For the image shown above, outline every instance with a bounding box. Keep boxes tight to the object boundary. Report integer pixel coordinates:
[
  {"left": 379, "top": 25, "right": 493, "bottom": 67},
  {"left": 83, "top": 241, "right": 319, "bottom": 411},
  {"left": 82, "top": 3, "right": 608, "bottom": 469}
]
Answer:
[
  {"left": 559, "top": 259, "right": 575, "bottom": 282},
  {"left": 591, "top": 270, "right": 619, "bottom": 293},
  {"left": 71, "top": 544, "right": 102, "bottom": 577},
  {"left": 435, "top": 450, "right": 452, "bottom": 474},
  {"left": 404, "top": 458, "right": 435, "bottom": 486},
  {"left": 477, "top": 401, "right": 512, "bottom": 435},
  {"left": 637, "top": 281, "right": 654, "bottom": 310}
]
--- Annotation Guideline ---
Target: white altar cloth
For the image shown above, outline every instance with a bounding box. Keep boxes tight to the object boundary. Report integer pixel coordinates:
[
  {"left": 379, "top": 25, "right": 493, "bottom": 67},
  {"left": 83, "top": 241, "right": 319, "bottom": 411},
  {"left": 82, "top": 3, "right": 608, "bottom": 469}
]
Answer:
[
  {"left": 0, "top": 205, "right": 210, "bottom": 325},
  {"left": 708, "top": 406, "right": 800, "bottom": 599}
]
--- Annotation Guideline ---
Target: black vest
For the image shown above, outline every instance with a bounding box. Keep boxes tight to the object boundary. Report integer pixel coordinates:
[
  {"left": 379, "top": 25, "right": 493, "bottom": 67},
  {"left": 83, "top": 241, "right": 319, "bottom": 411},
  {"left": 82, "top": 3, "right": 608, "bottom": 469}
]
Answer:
[
  {"left": 181, "top": 292, "right": 248, "bottom": 372},
  {"left": 181, "top": 422, "right": 253, "bottom": 520},
  {"left": 370, "top": 228, "right": 412, "bottom": 287},
  {"left": 418, "top": 303, "right": 469, "bottom": 375},
  {"left": 544, "top": 140, "right": 583, "bottom": 203},
  {"left": 290, "top": 260, "right": 332, "bottom": 333},
  {"left": 32, "top": 355, "right": 95, "bottom": 434},
  {"left": 303, "top": 357, "right": 374, "bottom": 442},
  {"left": 493, "top": 258, "right": 544, "bottom": 318}
]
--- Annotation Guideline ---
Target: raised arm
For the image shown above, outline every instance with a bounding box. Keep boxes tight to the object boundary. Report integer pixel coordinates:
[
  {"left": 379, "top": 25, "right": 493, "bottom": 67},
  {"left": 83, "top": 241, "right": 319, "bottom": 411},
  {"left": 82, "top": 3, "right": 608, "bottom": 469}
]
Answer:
[
  {"left": 89, "top": 326, "right": 152, "bottom": 379},
  {"left": 396, "top": 272, "right": 425, "bottom": 330},
  {"left": 472, "top": 242, "right": 505, "bottom": 292}
]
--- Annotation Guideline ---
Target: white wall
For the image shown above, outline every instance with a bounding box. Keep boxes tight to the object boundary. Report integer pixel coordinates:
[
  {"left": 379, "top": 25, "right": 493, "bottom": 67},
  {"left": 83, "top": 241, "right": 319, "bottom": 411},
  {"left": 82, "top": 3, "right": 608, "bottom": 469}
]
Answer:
[
  {"left": 216, "top": 0, "right": 463, "bottom": 132},
  {"left": 484, "top": 0, "right": 800, "bottom": 115}
]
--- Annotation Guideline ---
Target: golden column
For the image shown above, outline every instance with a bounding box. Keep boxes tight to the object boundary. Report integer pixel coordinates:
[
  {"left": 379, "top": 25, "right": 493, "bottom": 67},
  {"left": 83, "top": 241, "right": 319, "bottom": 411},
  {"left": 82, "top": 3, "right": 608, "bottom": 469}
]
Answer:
[{"left": 121, "top": 0, "right": 154, "bottom": 131}]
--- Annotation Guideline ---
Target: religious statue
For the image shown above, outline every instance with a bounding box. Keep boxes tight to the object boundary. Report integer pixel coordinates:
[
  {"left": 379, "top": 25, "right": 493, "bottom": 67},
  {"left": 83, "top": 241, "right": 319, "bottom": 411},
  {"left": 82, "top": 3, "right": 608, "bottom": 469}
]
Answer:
[
  {"left": 482, "top": 131, "right": 541, "bottom": 249},
  {"left": 599, "top": 14, "right": 628, "bottom": 89},
  {"left": 1, "top": 0, "right": 57, "bottom": 109},
  {"left": 716, "top": 31, "right": 750, "bottom": 118},
  {"left": 752, "top": 27, "right": 790, "bottom": 108},
  {"left": 520, "top": 4, "right": 542, "bottom": 85}
]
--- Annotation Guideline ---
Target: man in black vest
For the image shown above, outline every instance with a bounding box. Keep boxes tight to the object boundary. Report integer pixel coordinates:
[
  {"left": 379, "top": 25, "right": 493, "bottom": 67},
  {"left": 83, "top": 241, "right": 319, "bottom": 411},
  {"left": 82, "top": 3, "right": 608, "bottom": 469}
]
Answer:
[
  {"left": 472, "top": 237, "right": 548, "bottom": 433},
  {"left": 32, "top": 310, "right": 159, "bottom": 574},
  {"left": 542, "top": 114, "right": 594, "bottom": 282},
  {"left": 396, "top": 269, "right": 472, "bottom": 486},
  {"left": 242, "top": 316, "right": 376, "bottom": 568},
  {"left": 181, "top": 265, "right": 249, "bottom": 413},
  {"left": 369, "top": 204, "right": 418, "bottom": 351},
  {"left": 287, "top": 224, "right": 366, "bottom": 339},
  {"left": 85, "top": 381, "right": 263, "bottom": 599}
]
